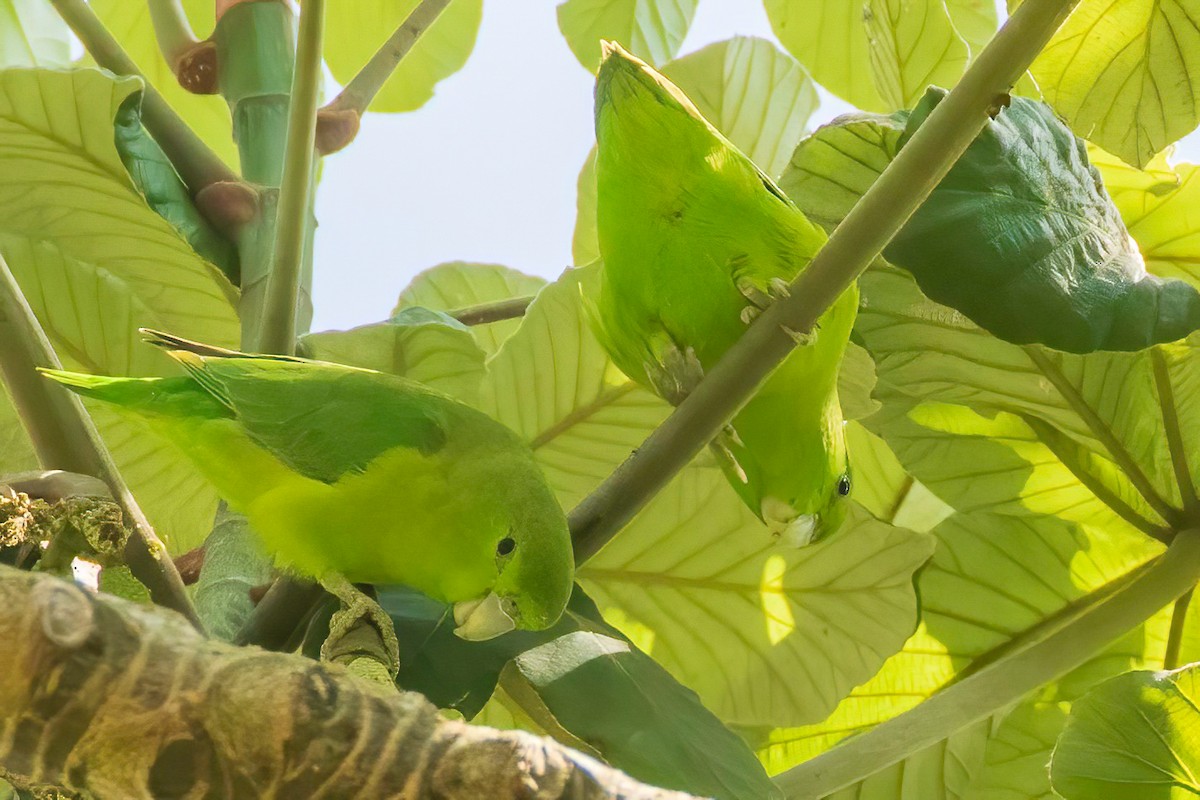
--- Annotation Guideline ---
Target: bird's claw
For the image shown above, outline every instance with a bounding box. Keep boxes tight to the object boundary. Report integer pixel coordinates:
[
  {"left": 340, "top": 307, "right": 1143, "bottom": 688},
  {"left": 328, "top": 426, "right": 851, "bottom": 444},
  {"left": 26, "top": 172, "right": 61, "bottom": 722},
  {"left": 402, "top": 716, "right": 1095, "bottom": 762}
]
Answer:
[
  {"left": 320, "top": 575, "right": 401, "bottom": 685},
  {"left": 768, "top": 278, "right": 792, "bottom": 299},
  {"left": 782, "top": 325, "right": 817, "bottom": 346},
  {"left": 740, "top": 306, "right": 761, "bottom": 325}
]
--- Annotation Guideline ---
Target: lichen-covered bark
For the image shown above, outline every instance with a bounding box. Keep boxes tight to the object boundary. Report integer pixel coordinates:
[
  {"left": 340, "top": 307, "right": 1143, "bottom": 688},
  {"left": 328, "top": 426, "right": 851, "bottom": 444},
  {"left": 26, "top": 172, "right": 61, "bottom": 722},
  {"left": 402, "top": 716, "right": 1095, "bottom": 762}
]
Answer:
[{"left": 0, "top": 567, "right": 703, "bottom": 800}]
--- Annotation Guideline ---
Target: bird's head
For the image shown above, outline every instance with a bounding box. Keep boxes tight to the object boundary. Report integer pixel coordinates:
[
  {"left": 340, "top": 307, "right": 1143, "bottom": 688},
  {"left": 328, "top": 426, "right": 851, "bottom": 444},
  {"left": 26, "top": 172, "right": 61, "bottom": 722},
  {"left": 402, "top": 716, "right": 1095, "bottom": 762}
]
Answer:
[
  {"left": 719, "top": 396, "right": 853, "bottom": 549},
  {"left": 452, "top": 468, "right": 574, "bottom": 641}
]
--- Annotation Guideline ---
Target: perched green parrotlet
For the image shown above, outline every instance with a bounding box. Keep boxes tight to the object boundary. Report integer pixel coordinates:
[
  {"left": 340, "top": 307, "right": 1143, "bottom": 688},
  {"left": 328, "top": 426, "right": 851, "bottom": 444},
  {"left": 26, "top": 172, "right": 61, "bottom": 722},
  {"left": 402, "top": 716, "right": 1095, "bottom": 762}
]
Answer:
[
  {"left": 44, "top": 331, "right": 574, "bottom": 640},
  {"left": 592, "top": 41, "right": 859, "bottom": 546}
]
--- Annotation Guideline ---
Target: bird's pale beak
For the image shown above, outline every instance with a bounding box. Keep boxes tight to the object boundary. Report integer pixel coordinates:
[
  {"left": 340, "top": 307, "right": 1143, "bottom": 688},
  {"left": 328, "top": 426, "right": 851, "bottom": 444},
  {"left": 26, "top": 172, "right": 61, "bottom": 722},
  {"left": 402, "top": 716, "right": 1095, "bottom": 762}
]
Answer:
[
  {"left": 761, "top": 497, "right": 820, "bottom": 548},
  {"left": 452, "top": 592, "right": 516, "bottom": 641}
]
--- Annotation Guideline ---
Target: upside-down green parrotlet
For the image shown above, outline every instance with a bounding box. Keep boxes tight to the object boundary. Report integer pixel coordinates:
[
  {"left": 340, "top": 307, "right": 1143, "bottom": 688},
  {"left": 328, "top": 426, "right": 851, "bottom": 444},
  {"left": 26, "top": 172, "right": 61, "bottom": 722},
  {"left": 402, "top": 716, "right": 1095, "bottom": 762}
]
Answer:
[
  {"left": 44, "top": 331, "right": 574, "bottom": 640},
  {"left": 592, "top": 41, "right": 858, "bottom": 546}
]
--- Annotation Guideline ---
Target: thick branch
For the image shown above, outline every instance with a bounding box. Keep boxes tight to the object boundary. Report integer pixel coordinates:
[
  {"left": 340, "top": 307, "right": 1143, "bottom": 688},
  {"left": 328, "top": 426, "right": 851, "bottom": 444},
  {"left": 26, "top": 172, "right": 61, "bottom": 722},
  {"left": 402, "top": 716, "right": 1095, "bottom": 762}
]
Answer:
[
  {"left": 257, "top": 0, "right": 324, "bottom": 356},
  {"left": 317, "top": 0, "right": 452, "bottom": 154},
  {"left": 49, "top": 0, "right": 239, "bottom": 195},
  {"left": 0, "top": 256, "right": 202, "bottom": 631},
  {"left": 0, "top": 566, "right": 700, "bottom": 800},
  {"left": 568, "top": 0, "right": 1082, "bottom": 562}
]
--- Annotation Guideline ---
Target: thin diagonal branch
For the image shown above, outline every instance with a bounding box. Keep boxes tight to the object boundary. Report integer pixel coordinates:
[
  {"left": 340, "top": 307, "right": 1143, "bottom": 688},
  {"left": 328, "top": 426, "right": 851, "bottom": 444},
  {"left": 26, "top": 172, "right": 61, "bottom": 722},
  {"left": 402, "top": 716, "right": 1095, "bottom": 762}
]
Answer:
[
  {"left": 449, "top": 295, "right": 536, "bottom": 326},
  {"left": 0, "top": 256, "right": 202, "bottom": 631},
  {"left": 257, "top": 0, "right": 325, "bottom": 356},
  {"left": 49, "top": 0, "right": 238, "bottom": 193},
  {"left": 568, "top": 0, "right": 1083, "bottom": 562},
  {"left": 316, "top": 0, "right": 452, "bottom": 154}
]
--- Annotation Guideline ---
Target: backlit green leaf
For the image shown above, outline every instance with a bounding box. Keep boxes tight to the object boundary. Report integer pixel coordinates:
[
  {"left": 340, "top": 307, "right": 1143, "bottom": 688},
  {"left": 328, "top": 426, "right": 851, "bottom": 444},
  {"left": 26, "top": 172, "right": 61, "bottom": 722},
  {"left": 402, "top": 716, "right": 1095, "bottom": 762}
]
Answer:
[
  {"left": 865, "top": 0, "right": 970, "bottom": 109},
  {"left": 324, "top": 0, "right": 483, "bottom": 113},
  {"left": 395, "top": 261, "right": 546, "bottom": 357},
  {"left": 557, "top": 0, "right": 698, "bottom": 72},
  {"left": 0, "top": 0, "right": 69, "bottom": 67},
  {"left": 1051, "top": 665, "right": 1200, "bottom": 799},
  {"left": 479, "top": 265, "right": 668, "bottom": 510},
  {"left": 300, "top": 308, "right": 486, "bottom": 404},
  {"left": 662, "top": 36, "right": 819, "bottom": 177},
  {"left": 1032, "top": 0, "right": 1200, "bottom": 168},
  {"left": 764, "top": 0, "right": 887, "bottom": 111}
]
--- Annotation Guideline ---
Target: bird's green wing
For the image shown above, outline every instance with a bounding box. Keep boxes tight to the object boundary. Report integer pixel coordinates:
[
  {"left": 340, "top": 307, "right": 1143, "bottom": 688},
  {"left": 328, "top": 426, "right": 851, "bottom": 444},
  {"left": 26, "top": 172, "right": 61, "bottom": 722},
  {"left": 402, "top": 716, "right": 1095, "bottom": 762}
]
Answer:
[{"left": 186, "top": 358, "right": 449, "bottom": 484}]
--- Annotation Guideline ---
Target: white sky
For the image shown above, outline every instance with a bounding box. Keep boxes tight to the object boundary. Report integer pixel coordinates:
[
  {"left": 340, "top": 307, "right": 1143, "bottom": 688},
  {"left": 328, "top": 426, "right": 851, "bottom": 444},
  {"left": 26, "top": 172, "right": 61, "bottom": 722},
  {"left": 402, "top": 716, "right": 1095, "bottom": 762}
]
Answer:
[{"left": 308, "top": 3, "right": 1200, "bottom": 332}]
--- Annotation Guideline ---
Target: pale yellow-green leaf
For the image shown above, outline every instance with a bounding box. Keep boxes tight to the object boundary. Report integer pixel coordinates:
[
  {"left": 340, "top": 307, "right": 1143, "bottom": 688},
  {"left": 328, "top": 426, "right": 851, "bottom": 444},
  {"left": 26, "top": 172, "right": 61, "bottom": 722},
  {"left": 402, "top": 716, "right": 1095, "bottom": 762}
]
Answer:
[
  {"left": 865, "top": 0, "right": 970, "bottom": 109},
  {"left": 0, "top": 0, "right": 69, "bottom": 67},
  {"left": 324, "top": 0, "right": 483, "bottom": 113},
  {"left": 87, "top": 0, "right": 237, "bottom": 167},
  {"left": 945, "top": 0, "right": 999, "bottom": 55},
  {"left": 394, "top": 261, "right": 547, "bottom": 357},
  {"left": 662, "top": 36, "right": 819, "bottom": 177},
  {"left": 0, "top": 69, "right": 239, "bottom": 552},
  {"left": 300, "top": 311, "right": 486, "bottom": 405},
  {"left": 583, "top": 471, "right": 934, "bottom": 729},
  {"left": 1094, "top": 149, "right": 1200, "bottom": 289},
  {"left": 557, "top": 0, "right": 698, "bottom": 72},
  {"left": 846, "top": 422, "right": 954, "bottom": 533},
  {"left": 1032, "top": 0, "right": 1200, "bottom": 167},
  {"left": 478, "top": 265, "right": 667, "bottom": 510},
  {"left": 859, "top": 264, "right": 1190, "bottom": 536},
  {"left": 764, "top": 0, "right": 887, "bottom": 111}
]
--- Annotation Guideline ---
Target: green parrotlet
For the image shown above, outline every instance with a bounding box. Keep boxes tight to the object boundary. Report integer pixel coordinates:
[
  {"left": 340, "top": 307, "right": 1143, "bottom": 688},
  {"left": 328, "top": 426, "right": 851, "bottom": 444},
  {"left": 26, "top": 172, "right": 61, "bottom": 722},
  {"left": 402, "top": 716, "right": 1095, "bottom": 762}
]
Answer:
[
  {"left": 592, "top": 41, "right": 858, "bottom": 546},
  {"left": 44, "top": 331, "right": 574, "bottom": 640}
]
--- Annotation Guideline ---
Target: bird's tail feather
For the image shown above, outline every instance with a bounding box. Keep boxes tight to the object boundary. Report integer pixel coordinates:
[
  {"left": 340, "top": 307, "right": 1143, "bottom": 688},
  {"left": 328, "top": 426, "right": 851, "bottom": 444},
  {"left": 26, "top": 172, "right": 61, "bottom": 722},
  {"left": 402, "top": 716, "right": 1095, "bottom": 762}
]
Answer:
[
  {"left": 139, "top": 329, "right": 251, "bottom": 359},
  {"left": 39, "top": 369, "right": 227, "bottom": 419}
]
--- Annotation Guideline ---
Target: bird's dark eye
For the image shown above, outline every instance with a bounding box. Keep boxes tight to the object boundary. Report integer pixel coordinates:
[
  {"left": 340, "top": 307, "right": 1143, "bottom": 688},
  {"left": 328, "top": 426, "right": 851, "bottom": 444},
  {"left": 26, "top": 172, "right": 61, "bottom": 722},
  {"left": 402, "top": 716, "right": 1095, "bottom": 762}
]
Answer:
[
  {"left": 497, "top": 536, "right": 516, "bottom": 556},
  {"left": 837, "top": 476, "right": 851, "bottom": 497}
]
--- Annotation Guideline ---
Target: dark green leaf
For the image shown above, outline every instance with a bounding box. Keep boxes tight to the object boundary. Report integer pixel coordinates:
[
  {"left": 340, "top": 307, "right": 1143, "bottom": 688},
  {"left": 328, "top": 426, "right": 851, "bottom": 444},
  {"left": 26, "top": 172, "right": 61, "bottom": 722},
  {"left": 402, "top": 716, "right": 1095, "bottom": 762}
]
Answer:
[
  {"left": 887, "top": 89, "right": 1200, "bottom": 353},
  {"left": 112, "top": 92, "right": 239, "bottom": 282},
  {"left": 368, "top": 584, "right": 779, "bottom": 800}
]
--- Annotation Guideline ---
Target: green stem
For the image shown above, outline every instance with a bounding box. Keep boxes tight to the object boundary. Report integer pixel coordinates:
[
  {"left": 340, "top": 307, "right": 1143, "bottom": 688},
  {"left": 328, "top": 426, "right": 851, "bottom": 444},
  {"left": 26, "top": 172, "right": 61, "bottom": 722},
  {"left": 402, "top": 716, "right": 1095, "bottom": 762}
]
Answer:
[
  {"left": 449, "top": 296, "right": 536, "bottom": 326},
  {"left": 326, "top": 0, "right": 450, "bottom": 115},
  {"left": 48, "top": 0, "right": 237, "bottom": 193},
  {"left": 1165, "top": 588, "right": 1194, "bottom": 670},
  {"left": 257, "top": 0, "right": 325, "bottom": 356},
  {"left": 568, "top": 0, "right": 1082, "bottom": 562},
  {"left": 0, "top": 256, "right": 203, "bottom": 632},
  {"left": 147, "top": 0, "right": 198, "bottom": 64},
  {"left": 774, "top": 530, "right": 1200, "bottom": 799}
]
